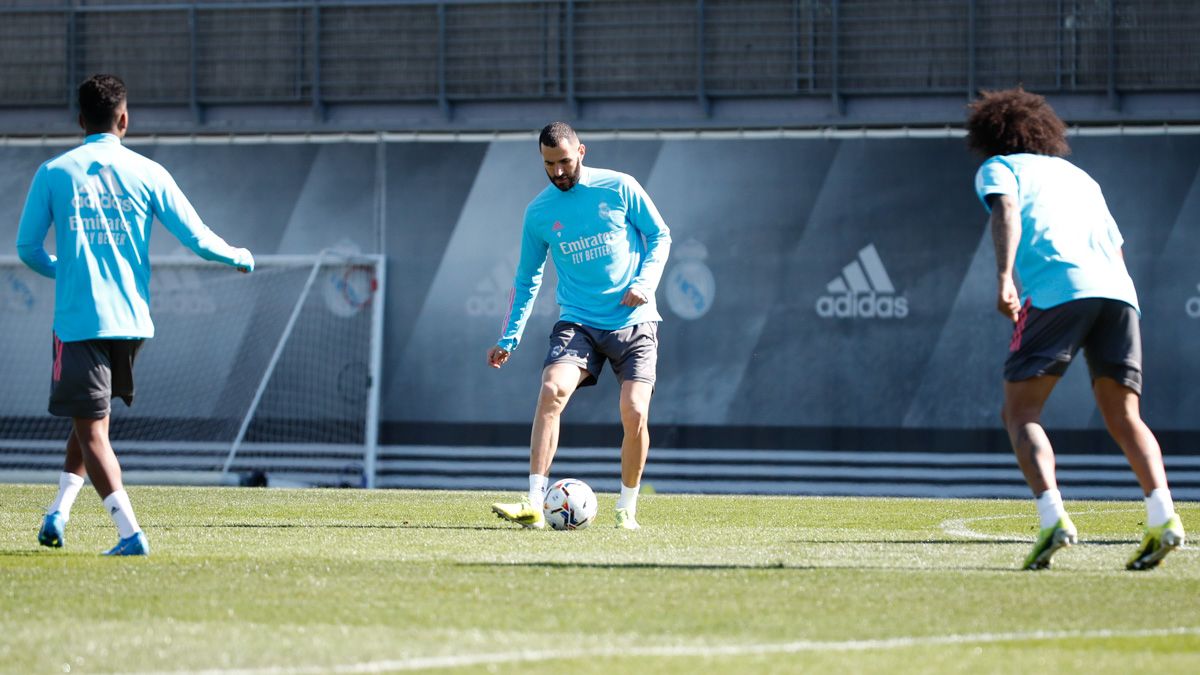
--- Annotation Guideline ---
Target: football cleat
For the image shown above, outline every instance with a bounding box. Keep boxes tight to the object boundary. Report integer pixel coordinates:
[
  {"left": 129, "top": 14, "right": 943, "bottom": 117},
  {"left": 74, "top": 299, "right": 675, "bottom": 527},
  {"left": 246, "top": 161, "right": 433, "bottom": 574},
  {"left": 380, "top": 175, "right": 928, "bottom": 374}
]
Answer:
[
  {"left": 38, "top": 511, "right": 66, "bottom": 548},
  {"left": 614, "top": 507, "right": 640, "bottom": 531},
  {"left": 1127, "top": 514, "right": 1185, "bottom": 571},
  {"left": 103, "top": 532, "right": 150, "bottom": 556},
  {"left": 491, "top": 497, "right": 545, "bottom": 529},
  {"left": 1023, "top": 516, "right": 1077, "bottom": 570}
]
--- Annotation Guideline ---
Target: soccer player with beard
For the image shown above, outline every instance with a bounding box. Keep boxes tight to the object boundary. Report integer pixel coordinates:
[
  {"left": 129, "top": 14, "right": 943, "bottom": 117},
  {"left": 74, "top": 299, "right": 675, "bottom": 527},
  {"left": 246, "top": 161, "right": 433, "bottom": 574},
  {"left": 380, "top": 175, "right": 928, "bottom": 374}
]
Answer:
[
  {"left": 17, "top": 74, "right": 254, "bottom": 555},
  {"left": 488, "top": 122, "right": 671, "bottom": 530},
  {"left": 968, "top": 88, "right": 1184, "bottom": 570}
]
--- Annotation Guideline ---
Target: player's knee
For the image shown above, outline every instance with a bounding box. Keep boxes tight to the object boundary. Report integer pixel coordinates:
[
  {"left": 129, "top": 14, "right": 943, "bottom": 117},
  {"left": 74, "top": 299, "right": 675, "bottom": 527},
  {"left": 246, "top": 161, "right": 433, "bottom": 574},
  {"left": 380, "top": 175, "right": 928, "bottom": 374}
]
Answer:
[
  {"left": 1002, "top": 402, "right": 1039, "bottom": 430},
  {"left": 620, "top": 399, "right": 649, "bottom": 428},
  {"left": 73, "top": 420, "right": 107, "bottom": 445},
  {"left": 537, "top": 380, "right": 572, "bottom": 411},
  {"left": 1101, "top": 407, "right": 1142, "bottom": 437}
]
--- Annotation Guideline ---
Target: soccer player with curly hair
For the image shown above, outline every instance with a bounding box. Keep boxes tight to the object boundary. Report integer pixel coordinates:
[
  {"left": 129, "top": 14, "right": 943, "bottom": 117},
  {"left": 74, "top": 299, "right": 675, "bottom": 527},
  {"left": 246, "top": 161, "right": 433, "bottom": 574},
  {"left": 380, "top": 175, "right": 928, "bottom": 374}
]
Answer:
[{"left": 967, "top": 87, "right": 1184, "bottom": 571}]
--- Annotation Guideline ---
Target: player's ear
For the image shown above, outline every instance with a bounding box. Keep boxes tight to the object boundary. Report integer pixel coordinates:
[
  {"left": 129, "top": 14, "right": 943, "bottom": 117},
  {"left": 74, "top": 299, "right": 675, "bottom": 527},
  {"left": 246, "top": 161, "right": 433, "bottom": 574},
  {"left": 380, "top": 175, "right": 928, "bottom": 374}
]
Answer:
[
  {"left": 78, "top": 114, "right": 86, "bottom": 133},
  {"left": 577, "top": 143, "right": 586, "bottom": 161}
]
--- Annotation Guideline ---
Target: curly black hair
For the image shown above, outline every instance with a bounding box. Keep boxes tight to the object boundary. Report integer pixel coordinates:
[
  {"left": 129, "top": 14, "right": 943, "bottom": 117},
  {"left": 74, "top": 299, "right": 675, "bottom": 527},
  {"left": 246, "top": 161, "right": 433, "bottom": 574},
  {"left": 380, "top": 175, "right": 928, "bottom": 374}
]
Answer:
[
  {"left": 966, "top": 87, "right": 1070, "bottom": 158},
  {"left": 78, "top": 74, "right": 127, "bottom": 132}
]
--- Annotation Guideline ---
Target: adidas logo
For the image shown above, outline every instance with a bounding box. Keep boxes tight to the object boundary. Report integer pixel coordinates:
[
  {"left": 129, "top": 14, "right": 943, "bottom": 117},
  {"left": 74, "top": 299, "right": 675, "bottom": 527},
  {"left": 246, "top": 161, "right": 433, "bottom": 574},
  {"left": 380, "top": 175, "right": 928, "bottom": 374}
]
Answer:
[
  {"left": 816, "top": 244, "right": 909, "bottom": 319},
  {"left": 1187, "top": 284, "right": 1200, "bottom": 319}
]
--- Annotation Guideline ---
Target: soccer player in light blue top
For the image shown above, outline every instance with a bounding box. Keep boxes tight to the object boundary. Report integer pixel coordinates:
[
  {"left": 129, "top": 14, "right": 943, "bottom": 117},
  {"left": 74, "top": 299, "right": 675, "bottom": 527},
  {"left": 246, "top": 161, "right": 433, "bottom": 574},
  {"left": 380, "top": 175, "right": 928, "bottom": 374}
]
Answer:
[
  {"left": 968, "top": 87, "right": 1183, "bottom": 571},
  {"left": 16, "top": 74, "right": 254, "bottom": 556},
  {"left": 489, "top": 122, "right": 671, "bottom": 530}
]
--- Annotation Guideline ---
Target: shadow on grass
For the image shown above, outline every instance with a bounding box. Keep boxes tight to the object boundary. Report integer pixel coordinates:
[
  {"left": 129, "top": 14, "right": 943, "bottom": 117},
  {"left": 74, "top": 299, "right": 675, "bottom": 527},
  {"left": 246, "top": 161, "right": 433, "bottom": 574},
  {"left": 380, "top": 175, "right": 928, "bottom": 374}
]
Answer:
[
  {"left": 789, "top": 538, "right": 1133, "bottom": 546},
  {"left": 0, "top": 549, "right": 62, "bottom": 557},
  {"left": 152, "top": 522, "right": 508, "bottom": 531},
  {"left": 455, "top": 560, "right": 1025, "bottom": 573}
]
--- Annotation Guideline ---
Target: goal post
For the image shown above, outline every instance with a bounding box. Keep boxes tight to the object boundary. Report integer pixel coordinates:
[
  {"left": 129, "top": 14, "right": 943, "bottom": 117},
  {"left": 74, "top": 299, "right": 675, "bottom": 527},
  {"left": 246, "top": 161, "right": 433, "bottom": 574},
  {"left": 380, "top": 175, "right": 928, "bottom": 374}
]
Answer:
[{"left": 0, "top": 252, "right": 385, "bottom": 488}]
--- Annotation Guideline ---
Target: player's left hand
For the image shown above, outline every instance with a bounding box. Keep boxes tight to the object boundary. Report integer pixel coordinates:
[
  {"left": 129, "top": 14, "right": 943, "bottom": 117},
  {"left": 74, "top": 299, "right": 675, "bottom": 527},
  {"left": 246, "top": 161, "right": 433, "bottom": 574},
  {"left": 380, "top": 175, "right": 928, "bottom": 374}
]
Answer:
[
  {"left": 997, "top": 276, "right": 1020, "bottom": 323},
  {"left": 234, "top": 248, "right": 255, "bottom": 274},
  {"left": 620, "top": 288, "right": 648, "bottom": 307}
]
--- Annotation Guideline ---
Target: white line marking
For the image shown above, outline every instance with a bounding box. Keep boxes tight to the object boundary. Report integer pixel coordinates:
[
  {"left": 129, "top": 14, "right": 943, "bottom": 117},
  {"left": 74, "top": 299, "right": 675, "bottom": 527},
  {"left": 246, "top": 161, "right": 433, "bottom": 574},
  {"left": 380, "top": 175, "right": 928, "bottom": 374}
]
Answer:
[
  {"left": 939, "top": 513, "right": 1031, "bottom": 541},
  {"left": 939, "top": 508, "right": 1146, "bottom": 542},
  {"left": 138, "top": 626, "right": 1200, "bottom": 674}
]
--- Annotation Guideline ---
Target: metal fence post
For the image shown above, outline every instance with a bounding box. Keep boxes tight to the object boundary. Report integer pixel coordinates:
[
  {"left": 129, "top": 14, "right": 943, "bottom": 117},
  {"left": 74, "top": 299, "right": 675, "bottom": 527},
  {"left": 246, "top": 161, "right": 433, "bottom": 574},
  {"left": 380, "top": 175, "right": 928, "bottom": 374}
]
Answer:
[
  {"left": 189, "top": 4, "right": 203, "bottom": 125},
  {"left": 312, "top": 0, "right": 325, "bottom": 122},
  {"left": 831, "top": 0, "right": 842, "bottom": 114},
  {"left": 967, "top": 0, "right": 976, "bottom": 99},
  {"left": 790, "top": 0, "right": 800, "bottom": 93},
  {"left": 66, "top": 0, "right": 76, "bottom": 110},
  {"left": 437, "top": 2, "right": 450, "bottom": 120},
  {"left": 808, "top": 0, "right": 816, "bottom": 92},
  {"left": 540, "top": 2, "right": 549, "bottom": 97},
  {"left": 1107, "top": 0, "right": 1118, "bottom": 110},
  {"left": 566, "top": 0, "right": 577, "bottom": 118},
  {"left": 1055, "top": 0, "right": 1063, "bottom": 90},
  {"left": 697, "top": 0, "right": 710, "bottom": 117}
]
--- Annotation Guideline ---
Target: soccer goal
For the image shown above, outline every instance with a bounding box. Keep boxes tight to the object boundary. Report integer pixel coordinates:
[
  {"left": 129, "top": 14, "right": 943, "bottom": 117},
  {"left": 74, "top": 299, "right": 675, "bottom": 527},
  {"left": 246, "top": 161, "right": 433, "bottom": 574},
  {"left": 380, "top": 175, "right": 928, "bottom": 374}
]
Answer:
[{"left": 0, "top": 252, "right": 386, "bottom": 488}]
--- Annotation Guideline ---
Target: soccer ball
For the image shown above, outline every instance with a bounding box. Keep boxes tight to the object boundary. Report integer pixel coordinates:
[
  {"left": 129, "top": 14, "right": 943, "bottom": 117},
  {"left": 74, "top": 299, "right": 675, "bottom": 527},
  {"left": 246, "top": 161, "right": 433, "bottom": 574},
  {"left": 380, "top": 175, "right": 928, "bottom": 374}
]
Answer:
[{"left": 542, "top": 478, "right": 597, "bottom": 530}]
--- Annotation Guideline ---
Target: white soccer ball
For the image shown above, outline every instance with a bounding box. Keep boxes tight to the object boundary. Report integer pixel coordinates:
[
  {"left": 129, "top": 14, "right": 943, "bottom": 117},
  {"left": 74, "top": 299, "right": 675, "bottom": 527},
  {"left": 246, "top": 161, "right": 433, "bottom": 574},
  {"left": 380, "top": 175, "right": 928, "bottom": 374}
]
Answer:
[{"left": 542, "top": 478, "right": 598, "bottom": 530}]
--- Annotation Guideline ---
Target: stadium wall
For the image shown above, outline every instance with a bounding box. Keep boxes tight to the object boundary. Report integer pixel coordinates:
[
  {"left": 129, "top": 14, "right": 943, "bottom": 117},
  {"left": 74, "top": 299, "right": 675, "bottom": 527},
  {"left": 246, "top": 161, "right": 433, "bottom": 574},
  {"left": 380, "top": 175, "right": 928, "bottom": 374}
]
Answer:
[{"left": 2, "top": 131, "right": 1198, "bottom": 496}]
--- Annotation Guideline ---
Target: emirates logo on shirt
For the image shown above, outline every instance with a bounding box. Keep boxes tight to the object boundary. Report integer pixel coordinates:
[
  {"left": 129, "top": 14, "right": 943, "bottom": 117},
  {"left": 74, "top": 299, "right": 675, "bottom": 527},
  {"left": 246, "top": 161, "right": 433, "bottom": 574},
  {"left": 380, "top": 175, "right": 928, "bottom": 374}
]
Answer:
[{"left": 558, "top": 230, "right": 621, "bottom": 265}]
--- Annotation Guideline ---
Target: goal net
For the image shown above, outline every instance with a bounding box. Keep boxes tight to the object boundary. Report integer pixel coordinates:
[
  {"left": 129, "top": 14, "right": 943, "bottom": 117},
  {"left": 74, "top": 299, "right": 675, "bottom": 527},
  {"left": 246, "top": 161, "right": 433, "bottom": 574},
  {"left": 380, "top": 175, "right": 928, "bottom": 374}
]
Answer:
[{"left": 0, "top": 253, "right": 385, "bottom": 488}]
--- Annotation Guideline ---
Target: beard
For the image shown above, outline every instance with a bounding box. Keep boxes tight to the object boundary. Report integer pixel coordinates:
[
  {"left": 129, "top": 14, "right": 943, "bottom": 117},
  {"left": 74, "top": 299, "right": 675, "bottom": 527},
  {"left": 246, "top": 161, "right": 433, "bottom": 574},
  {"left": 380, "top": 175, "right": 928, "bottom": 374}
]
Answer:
[{"left": 548, "top": 164, "right": 582, "bottom": 191}]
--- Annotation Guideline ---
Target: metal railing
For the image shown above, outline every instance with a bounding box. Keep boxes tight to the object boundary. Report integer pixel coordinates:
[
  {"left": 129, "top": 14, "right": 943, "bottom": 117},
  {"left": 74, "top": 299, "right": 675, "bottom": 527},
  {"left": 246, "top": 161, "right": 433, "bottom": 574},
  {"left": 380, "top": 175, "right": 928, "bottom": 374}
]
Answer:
[{"left": 0, "top": 0, "right": 1197, "bottom": 121}]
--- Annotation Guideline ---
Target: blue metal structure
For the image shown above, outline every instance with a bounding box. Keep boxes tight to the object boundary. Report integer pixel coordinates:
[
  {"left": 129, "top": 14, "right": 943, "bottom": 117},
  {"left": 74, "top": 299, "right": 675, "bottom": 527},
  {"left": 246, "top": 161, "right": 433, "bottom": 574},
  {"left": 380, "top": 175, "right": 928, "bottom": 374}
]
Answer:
[{"left": 0, "top": 1, "right": 1196, "bottom": 133}]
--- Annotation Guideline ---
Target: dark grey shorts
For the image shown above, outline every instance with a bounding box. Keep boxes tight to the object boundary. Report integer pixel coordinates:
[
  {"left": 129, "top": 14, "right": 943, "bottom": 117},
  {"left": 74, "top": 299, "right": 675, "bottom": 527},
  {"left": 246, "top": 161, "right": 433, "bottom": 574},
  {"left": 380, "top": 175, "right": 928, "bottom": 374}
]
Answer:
[
  {"left": 49, "top": 334, "right": 145, "bottom": 418},
  {"left": 1005, "top": 298, "right": 1142, "bottom": 394},
  {"left": 544, "top": 321, "right": 658, "bottom": 388}
]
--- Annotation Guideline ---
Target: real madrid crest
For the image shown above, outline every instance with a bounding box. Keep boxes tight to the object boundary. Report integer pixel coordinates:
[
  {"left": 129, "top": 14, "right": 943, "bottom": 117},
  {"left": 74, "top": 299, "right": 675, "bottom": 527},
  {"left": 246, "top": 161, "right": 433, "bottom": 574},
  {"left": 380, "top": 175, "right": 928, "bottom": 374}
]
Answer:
[{"left": 665, "top": 239, "right": 716, "bottom": 320}]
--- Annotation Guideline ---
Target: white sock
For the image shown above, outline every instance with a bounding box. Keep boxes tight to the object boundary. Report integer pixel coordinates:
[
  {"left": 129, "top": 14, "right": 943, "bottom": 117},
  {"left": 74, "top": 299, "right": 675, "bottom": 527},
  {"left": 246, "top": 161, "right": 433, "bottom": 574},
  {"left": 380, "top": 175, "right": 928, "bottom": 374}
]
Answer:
[
  {"left": 1145, "top": 488, "right": 1175, "bottom": 527},
  {"left": 528, "top": 474, "right": 548, "bottom": 511},
  {"left": 1035, "top": 488, "right": 1067, "bottom": 530},
  {"left": 48, "top": 472, "right": 86, "bottom": 520},
  {"left": 616, "top": 483, "right": 639, "bottom": 513},
  {"left": 102, "top": 489, "right": 141, "bottom": 539}
]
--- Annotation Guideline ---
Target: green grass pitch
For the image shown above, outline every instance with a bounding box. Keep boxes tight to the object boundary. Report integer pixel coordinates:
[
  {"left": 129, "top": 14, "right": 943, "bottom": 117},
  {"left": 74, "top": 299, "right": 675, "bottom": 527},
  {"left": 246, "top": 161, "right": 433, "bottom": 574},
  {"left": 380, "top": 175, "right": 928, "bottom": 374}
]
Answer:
[{"left": 1, "top": 484, "right": 1197, "bottom": 674}]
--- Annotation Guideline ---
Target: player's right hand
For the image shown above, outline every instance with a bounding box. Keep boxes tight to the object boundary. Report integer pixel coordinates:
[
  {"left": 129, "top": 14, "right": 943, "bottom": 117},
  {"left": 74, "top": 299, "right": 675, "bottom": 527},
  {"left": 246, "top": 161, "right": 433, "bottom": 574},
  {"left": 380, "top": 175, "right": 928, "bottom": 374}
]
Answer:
[
  {"left": 997, "top": 276, "right": 1020, "bottom": 323},
  {"left": 487, "top": 346, "right": 510, "bottom": 369}
]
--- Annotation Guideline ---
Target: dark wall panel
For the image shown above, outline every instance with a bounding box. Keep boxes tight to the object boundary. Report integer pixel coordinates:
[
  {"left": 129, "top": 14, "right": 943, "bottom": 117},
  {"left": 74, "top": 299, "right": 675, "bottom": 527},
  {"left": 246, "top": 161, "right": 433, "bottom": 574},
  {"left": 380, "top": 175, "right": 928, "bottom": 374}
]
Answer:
[{"left": 3, "top": 133, "right": 1198, "bottom": 449}]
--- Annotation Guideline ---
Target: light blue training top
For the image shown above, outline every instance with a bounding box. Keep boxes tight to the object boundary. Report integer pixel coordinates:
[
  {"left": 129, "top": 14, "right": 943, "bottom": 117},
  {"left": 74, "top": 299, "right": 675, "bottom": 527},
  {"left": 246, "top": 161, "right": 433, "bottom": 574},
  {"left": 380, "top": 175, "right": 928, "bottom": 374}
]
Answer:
[
  {"left": 975, "top": 153, "right": 1138, "bottom": 312},
  {"left": 16, "top": 133, "right": 253, "bottom": 342},
  {"left": 497, "top": 165, "right": 672, "bottom": 352}
]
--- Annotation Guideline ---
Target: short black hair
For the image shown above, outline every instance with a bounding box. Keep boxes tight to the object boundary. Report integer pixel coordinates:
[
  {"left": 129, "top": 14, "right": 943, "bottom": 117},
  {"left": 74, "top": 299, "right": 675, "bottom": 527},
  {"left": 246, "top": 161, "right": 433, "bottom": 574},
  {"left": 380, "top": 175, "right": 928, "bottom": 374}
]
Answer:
[
  {"left": 78, "top": 74, "right": 127, "bottom": 132},
  {"left": 538, "top": 121, "right": 578, "bottom": 148}
]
